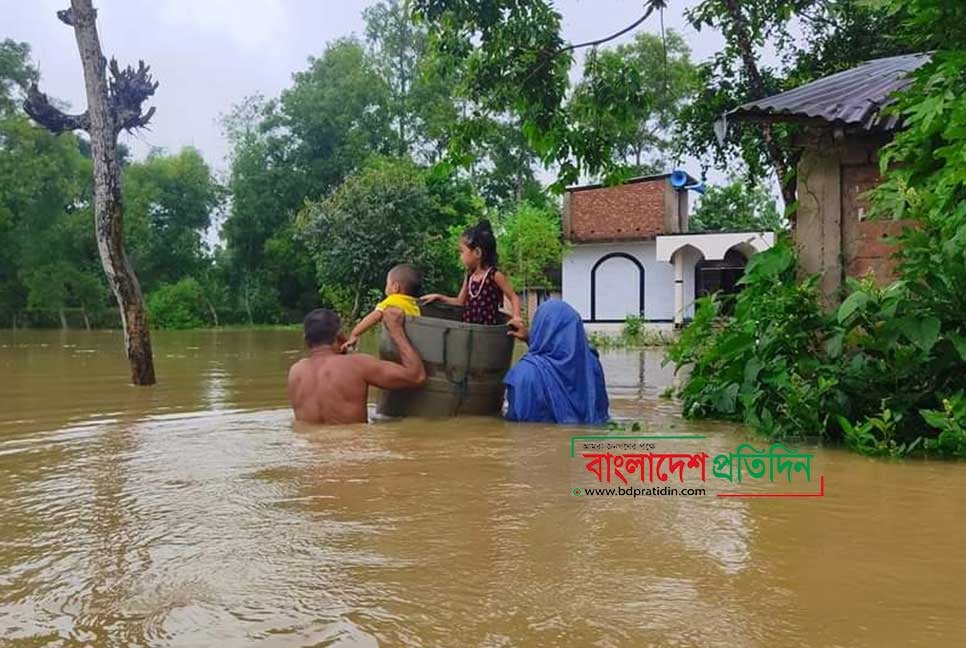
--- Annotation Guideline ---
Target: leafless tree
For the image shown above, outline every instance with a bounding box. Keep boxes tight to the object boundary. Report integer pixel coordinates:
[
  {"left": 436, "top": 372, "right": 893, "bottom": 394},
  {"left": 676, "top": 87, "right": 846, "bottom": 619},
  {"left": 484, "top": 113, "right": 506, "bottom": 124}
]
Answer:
[{"left": 24, "top": 0, "right": 157, "bottom": 385}]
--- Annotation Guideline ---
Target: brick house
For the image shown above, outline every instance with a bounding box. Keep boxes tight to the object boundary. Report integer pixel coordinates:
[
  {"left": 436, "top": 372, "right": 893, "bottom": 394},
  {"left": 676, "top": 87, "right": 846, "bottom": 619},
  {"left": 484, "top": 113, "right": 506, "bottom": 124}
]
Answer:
[
  {"left": 727, "top": 53, "right": 929, "bottom": 303},
  {"left": 561, "top": 173, "right": 774, "bottom": 327}
]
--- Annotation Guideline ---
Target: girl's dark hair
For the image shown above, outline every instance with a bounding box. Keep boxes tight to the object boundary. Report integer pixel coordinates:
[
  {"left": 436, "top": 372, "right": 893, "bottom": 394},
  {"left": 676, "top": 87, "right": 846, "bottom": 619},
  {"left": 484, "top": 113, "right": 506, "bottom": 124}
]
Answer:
[{"left": 462, "top": 219, "right": 498, "bottom": 267}]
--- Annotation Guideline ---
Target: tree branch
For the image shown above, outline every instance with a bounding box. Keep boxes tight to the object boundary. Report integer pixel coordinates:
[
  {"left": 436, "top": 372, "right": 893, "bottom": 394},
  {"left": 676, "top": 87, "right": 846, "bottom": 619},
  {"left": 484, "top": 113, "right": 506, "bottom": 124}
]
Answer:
[
  {"left": 557, "top": 3, "right": 661, "bottom": 55},
  {"left": 22, "top": 83, "right": 90, "bottom": 133},
  {"left": 108, "top": 58, "right": 159, "bottom": 132},
  {"left": 523, "top": 2, "right": 663, "bottom": 87},
  {"left": 56, "top": 8, "right": 74, "bottom": 26}
]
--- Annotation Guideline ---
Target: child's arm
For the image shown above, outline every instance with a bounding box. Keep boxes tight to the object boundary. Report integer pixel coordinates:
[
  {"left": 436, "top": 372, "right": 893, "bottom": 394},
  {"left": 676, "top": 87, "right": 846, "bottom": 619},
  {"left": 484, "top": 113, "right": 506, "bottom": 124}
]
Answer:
[
  {"left": 421, "top": 277, "right": 468, "bottom": 307},
  {"left": 341, "top": 309, "right": 383, "bottom": 352},
  {"left": 493, "top": 271, "right": 522, "bottom": 323}
]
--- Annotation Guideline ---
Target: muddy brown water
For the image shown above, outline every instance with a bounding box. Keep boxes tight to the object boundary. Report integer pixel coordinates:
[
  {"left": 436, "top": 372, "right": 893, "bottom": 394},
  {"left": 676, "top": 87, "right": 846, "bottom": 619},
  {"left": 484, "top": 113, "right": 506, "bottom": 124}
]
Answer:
[{"left": 2, "top": 329, "right": 965, "bottom": 647}]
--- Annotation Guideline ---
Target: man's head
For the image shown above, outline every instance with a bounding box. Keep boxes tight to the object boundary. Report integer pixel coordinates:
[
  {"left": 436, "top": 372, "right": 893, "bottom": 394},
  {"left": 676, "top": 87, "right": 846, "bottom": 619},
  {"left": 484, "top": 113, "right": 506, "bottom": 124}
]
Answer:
[
  {"left": 303, "top": 308, "right": 342, "bottom": 348},
  {"left": 385, "top": 264, "right": 422, "bottom": 297}
]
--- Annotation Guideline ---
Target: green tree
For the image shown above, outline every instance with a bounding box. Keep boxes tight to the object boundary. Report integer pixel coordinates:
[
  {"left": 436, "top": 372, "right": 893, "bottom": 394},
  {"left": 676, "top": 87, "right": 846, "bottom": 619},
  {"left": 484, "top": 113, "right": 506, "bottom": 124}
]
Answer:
[
  {"left": 146, "top": 277, "right": 209, "bottom": 329},
  {"left": 0, "top": 39, "right": 38, "bottom": 115},
  {"left": 569, "top": 29, "right": 697, "bottom": 176},
  {"left": 221, "top": 40, "right": 393, "bottom": 322},
  {"left": 123, "top": 148, "right": 222, "bottom": 292},
  {"left": 364, "top": 0, "right": 429, "bottom": 157},
  {"left": 497, "top": 202, "right": 563, "bottom": 292},
  {"left": 678, "top": 0, "right": 911, "bottom": 206},
  {"left": 688, "top": 180, "right": 782, "bottom": 232},
  {"left": 297, "top": 159, "right": 481, "bottom": 322},
  {"left": 670, "top": 0, "right": 966, "bottom": 456},
  {"left": 867, "top": 0, "right": 966, "bottom": 440},
  {"left": 277, "top": 38, "right": 392, "bottom": 198},
  {"left": 365, "top": 1, "right": 539, "bottom": 205},
  {"left": 0, "top": 111, "right": 103, "bottom": 327}
]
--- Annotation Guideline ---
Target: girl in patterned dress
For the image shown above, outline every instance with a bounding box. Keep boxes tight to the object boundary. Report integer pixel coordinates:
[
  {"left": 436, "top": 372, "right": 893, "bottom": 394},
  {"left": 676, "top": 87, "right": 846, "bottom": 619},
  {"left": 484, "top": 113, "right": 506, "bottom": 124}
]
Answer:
[{"left": 421, "top": 220, "right": 522, "bottom": 327}]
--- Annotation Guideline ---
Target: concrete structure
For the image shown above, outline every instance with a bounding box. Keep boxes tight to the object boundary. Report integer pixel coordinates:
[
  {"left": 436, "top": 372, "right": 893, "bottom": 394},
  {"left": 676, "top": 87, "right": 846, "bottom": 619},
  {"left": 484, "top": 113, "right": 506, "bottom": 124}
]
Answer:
[
  {"left": 561, "top": 174, "right": 774, "bottom": 327},
  {"left": 504, "top": 287, "right": 562, "bottom": 320},
  {"left": 728, "top": 53, "right": 928, "bottom": 303}
]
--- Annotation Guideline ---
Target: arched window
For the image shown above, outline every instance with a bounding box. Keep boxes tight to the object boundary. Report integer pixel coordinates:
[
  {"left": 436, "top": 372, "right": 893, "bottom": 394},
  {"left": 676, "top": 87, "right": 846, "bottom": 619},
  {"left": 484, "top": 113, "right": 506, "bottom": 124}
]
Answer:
[{"left": 590, "top": 253, "right": 645, "bottom": 321}]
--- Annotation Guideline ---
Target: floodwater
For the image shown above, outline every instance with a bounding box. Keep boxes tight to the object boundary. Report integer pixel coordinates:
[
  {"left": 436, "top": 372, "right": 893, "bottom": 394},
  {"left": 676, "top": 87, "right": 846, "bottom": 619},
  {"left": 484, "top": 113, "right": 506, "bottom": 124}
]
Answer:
[{"left": 2, "top": 329, "right": 965, "bottom": 647}]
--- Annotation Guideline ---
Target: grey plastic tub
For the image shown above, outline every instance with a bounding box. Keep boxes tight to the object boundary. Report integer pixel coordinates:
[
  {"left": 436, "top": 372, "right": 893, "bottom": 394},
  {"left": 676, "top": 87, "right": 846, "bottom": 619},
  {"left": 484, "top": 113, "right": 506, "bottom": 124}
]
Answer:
[{"left": 376, "top": 303, "right": 515, "bottom": 417}]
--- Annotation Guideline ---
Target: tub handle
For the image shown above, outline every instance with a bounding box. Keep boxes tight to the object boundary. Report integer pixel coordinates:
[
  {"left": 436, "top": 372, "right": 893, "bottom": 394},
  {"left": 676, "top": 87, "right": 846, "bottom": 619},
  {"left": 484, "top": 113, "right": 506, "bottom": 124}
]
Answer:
[{"left": 442, "top": 328, "right": 474, "bottom": 412}]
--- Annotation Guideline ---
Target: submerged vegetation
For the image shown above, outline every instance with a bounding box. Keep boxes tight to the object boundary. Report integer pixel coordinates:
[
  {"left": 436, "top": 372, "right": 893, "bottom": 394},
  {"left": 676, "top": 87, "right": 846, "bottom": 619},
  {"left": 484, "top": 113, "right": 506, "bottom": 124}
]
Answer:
[
  {"left": 669, "top": 0, "right": 966, "bottom": 457},
  {"left": 668, "top": 238, "right": 965, "bottom": 458},
  {"left": 588, "top": 316, "right": 677, "bottom": 350}
]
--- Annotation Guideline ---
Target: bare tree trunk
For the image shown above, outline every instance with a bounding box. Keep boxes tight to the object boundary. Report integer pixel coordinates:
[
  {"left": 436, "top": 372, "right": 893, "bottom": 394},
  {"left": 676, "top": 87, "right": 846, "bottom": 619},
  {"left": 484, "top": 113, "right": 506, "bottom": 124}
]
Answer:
[
  {"left": 720, "top": 0, "right": 796, "bottom": 208},
  {"left": 71, "top": 1, "right": 155, "bottom": 383},
  {"left": 206, "top": 299, "right": 219, "bottom": 328},
  {"left": 24, "top": 0, "right": 158, "bottom": 385},
  {"left": 59, "top": 308, "right": 68, "bottom": 330},
  {"left": 243, "top": 276, "right": 254, "bottom": 325},
  {"left": 81, "top": 306, "right": 91, "bottom": 330}
]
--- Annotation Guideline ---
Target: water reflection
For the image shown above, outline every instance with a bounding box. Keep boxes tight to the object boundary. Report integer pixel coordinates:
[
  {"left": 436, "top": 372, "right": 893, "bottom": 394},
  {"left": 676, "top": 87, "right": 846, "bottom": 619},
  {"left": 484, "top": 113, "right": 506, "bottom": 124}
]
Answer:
[{"left": 1, "top": 330, "right": 965, "bottom": 646}]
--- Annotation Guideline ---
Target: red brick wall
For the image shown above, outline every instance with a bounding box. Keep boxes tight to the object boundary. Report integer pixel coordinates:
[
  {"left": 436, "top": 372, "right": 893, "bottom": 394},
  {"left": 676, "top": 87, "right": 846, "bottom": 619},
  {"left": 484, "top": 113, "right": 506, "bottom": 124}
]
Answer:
[
  {"left": 566, "top": 178, "right": 670, "bottom": 241},
  {"left": 842, "top": 164, "right": 915, "bottom": 284}
]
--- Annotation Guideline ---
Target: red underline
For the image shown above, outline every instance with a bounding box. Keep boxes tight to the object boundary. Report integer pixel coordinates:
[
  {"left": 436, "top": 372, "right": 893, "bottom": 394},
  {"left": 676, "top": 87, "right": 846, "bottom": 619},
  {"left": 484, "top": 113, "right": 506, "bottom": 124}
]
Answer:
[{"left": 716, "top": 475, "right": 825, "bottom": 498}]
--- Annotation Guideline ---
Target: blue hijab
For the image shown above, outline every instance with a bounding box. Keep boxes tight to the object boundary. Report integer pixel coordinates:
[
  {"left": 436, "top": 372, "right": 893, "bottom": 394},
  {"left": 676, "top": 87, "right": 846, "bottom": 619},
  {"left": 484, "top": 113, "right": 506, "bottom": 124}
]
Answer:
[{"left": 504, "top": 300, "right": 609, "bottom": 424}]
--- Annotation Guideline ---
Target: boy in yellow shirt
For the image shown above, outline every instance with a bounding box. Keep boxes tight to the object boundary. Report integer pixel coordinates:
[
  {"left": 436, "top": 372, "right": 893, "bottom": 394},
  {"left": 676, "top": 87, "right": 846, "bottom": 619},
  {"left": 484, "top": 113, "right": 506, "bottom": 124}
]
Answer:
[{"left": 341, "top": 264, "right": 421, "bottom": 352}]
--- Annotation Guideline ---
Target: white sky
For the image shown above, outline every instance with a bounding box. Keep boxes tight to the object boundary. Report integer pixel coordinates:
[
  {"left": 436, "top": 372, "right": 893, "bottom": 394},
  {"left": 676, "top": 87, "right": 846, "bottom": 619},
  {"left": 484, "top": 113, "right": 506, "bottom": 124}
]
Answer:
[{"left": 4, "top": 1, "right": 736, "bottom": 174}]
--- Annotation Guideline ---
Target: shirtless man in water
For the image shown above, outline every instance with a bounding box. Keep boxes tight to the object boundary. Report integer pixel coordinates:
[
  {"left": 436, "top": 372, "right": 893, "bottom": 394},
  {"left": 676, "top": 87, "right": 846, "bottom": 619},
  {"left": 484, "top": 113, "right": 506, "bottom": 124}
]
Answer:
[{"left": 287, "top": 307, "right": 425, "bottom": 424}]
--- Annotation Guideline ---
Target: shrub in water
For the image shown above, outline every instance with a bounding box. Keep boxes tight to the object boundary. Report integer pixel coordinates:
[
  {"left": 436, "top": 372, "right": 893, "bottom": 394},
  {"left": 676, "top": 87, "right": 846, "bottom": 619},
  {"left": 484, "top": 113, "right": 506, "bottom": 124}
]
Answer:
[{"left": 146, "top": 278, "right": 209, "bottom": 329}]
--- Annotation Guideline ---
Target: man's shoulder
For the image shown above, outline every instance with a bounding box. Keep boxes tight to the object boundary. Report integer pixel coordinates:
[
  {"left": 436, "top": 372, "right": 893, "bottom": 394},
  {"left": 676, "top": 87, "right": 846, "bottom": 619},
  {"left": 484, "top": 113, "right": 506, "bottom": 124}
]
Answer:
[{"left": 288, "top": 357, "right": 309, "bottom": 379}]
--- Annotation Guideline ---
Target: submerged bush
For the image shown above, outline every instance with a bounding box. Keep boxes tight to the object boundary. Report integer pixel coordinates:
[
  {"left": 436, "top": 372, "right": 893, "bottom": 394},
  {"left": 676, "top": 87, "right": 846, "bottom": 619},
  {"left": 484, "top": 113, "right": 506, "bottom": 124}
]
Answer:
[
  {"left": 146, "top": 278, "right": 209, "bottom": 329},
  {"left": 667, "top": 241, "right": 841, "bottom": 439},
  {"left": 588, "top": 316, "right": 676, "bottom": 350},
  {"left": 666, "top": 238, "right": 966, "bottom": 457}
]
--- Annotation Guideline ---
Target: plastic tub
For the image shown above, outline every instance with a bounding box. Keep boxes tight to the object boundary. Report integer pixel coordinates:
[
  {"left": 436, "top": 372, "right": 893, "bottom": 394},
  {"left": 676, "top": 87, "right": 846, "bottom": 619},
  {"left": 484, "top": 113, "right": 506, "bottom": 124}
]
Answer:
[{"left": 376, "top": 303, "right": 514, "bottom": 417}]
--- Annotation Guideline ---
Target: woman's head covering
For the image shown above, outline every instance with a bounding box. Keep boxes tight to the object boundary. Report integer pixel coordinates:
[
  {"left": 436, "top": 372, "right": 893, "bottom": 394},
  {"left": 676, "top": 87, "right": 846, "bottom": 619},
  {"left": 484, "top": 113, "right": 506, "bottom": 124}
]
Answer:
[{"left": 504, "top": 300, "right": 609, "bottom": 424}]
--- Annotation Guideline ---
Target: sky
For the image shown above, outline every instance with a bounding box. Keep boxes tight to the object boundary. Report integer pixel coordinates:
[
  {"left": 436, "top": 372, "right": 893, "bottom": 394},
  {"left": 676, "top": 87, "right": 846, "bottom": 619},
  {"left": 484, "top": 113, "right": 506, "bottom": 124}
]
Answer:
[{"left": 4, "top": 0, "right": 734, "bottom": 180}]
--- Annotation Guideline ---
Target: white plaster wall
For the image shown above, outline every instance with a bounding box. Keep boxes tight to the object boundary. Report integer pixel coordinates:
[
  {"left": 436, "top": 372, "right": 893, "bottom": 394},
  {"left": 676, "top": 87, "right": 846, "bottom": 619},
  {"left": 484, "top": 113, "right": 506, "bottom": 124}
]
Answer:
[{"left": 562, "top": 241, "right": 698, "bottom": 321}]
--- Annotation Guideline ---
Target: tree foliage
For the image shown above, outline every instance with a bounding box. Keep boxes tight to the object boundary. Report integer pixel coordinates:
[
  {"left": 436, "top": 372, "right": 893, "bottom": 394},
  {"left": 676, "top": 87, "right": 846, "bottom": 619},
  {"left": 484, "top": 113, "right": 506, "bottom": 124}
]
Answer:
[
  {"left": 688, "top": 180, "right": 782, "bottom": 232},
  {"left": 411, "top": 0, "right": 634, "bottom": 188},
  {"left": 146, "top": 277, "right": 209, "bottom": 329},
  {"left": 569, "top": 30, "right": 697, "bottom": 175},
  {"left": 496, "top": 201, "right": 563, "bottom": 291},
  {"left": 297, "top": 159, "right": 481, "bottom": 322},
  {"left": 671, "top": 0, "right": 966, "bottom": 456},
  {"left": 0, "top": 42, "right": 105, "bottom": 326},
  {"left": 124, "top": 147, "right": 222, "bottom": 292},
  {"left": 677, "top": 0, "right": 912, "bottom": 206}
]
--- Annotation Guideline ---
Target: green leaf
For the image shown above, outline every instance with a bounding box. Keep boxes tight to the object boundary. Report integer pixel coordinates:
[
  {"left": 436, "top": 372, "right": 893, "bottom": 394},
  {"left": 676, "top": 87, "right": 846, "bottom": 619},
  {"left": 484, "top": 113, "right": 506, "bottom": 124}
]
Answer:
[
  {"left": 919, "top": 409, "right": 948, "bottom": 430},
  {"left": 897, "top": 316, "right": 941, "bottom": 353},
  {"left": 825, "top": 332, "right": 844, "bottom": 358},
  {"left": 837, "top": 290, "right": 869, "bottom": 323},
  {"left": 713, "top": 383, "right": 740, "bottom": 414},
  {"left": 950, "top": 333, "right": 966, "bottom": 362},
  {"left": 743, "top": 357, "right": 763, "bottom": 385}
]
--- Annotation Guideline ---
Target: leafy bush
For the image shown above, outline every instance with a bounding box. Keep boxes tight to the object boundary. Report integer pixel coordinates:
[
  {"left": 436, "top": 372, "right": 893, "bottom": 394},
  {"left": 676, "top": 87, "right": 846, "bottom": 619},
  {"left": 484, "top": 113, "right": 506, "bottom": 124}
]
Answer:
[
  {"left": 297, "top": 158, "right": 481, "bottom": 323},
  {"left": 667, "top": 240, "right": 841, "bottom": 439},
  {"left": 622, "top": 315, "right": 642, "bottom": 339},
  {"left": 497, "top": 201, "right": 564, "bottom": 291},
  {"left": 921, "top": 392, "right": 966, "bottom": 456},
  {"left": 587, "top": 318, "right": 676, "bottom": 350},
  {"left": 667, "top": 236, "right": 966, "bottom": 456},
  {"left": 146, "top": 278, "right": 209, "bottom": 329}
]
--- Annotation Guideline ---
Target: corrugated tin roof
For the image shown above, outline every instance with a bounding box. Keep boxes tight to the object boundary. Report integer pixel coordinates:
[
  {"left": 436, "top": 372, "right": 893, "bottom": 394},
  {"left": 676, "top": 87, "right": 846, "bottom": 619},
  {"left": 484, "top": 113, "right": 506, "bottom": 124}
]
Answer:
[{"left": 727, "top": 53, "right": 930, "bottom": 131}]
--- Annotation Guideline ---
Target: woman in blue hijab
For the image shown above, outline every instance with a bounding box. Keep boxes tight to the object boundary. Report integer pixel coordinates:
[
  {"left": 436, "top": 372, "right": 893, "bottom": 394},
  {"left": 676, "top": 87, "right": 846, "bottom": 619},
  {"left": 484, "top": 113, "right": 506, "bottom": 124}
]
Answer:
[{"left": 504, "top": 300, "right": 609, "bottom": 424}]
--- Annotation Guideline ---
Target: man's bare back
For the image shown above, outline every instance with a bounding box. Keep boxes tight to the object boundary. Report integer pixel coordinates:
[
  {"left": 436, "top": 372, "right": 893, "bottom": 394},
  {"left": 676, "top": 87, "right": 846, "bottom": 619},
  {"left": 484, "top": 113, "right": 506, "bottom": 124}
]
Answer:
[{"left": 287, "top": 307, "right": 425, "bottom": 424}]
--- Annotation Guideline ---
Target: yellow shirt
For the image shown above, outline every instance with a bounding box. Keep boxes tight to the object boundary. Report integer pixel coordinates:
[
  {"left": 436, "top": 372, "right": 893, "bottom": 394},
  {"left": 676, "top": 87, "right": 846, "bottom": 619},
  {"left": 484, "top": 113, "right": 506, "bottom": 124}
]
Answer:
[{"left": 376, "top": 294, "right": 421, "bottom": 317}]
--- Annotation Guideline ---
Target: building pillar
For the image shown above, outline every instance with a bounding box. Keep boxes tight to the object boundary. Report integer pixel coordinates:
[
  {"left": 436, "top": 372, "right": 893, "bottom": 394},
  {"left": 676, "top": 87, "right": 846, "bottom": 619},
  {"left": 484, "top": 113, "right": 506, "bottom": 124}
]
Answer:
[{"left": 674, "top": 251, "right": 685, "bottom": 327}]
